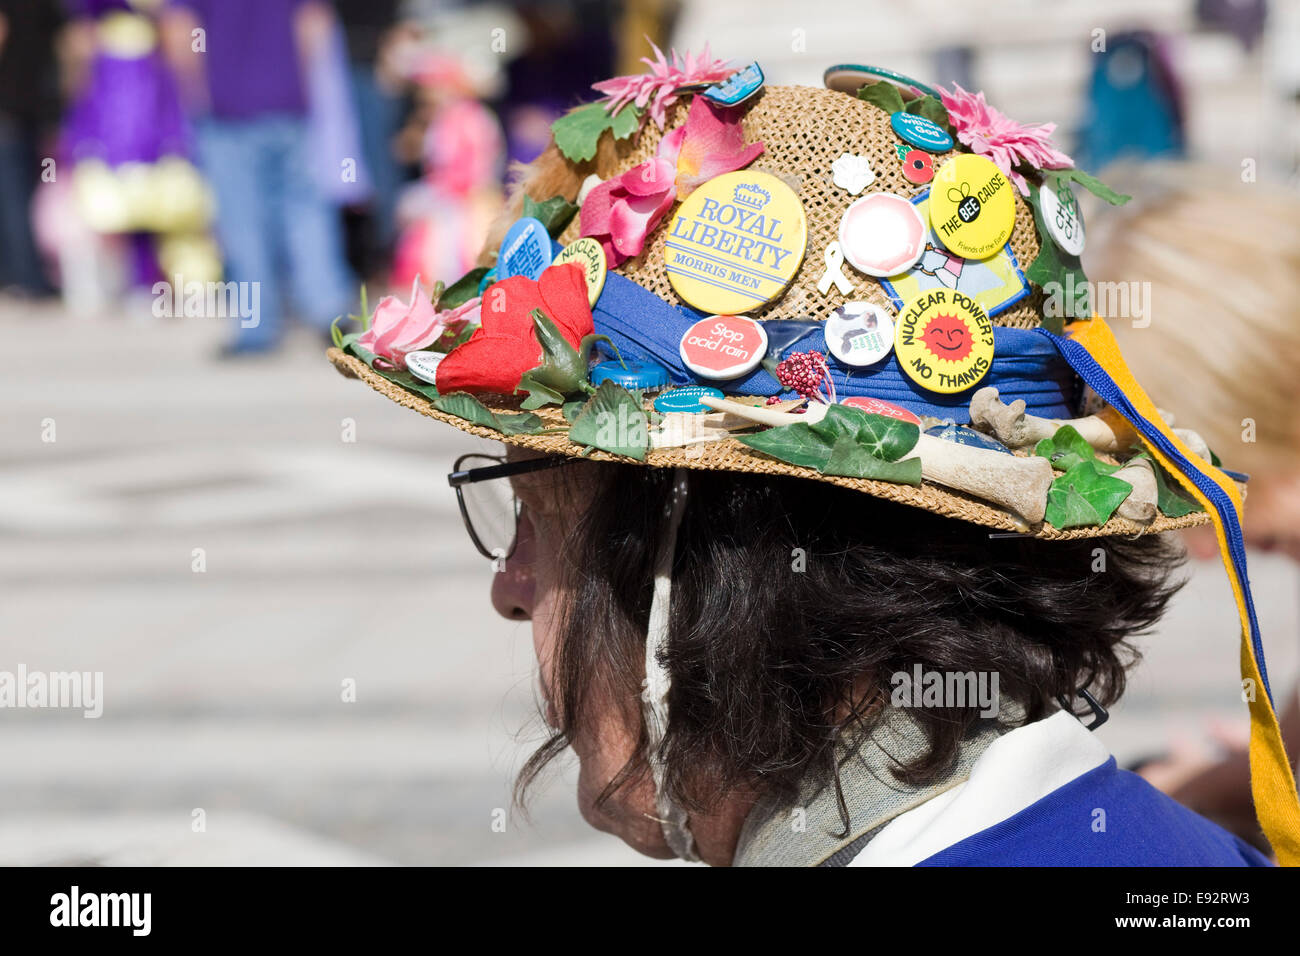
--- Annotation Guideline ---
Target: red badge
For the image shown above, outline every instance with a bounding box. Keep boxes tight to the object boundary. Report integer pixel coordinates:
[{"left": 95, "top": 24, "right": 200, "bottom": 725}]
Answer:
[
  {"left": 678, "top": 315, "right": 769, "bottom": 380},
  {"left": 840, "top": 396, "right": 921, "bottom": 424},
  {"left": 902, "top": 148, "right": 935, "bottom": 185}
]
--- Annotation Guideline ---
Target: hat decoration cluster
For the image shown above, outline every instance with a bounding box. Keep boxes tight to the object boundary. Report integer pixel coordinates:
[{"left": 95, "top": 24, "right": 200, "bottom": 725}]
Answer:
[{"left": 333, "top": 48, "right": 1216, "bottom": 534}]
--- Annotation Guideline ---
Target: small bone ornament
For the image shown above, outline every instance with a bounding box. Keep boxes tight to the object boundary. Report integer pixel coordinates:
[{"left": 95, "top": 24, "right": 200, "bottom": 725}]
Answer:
[
  {"left": 1112, "top": 456, "right": 1158, "bottom": 523},
  {"left": 699, "top": 396, "right": 1056, "bottom": 524}
]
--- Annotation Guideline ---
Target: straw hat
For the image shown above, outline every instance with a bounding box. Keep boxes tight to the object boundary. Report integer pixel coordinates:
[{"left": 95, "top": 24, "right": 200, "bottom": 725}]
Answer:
[{"left": 327, "top": 78, "right": 1225, "bottom": 539}]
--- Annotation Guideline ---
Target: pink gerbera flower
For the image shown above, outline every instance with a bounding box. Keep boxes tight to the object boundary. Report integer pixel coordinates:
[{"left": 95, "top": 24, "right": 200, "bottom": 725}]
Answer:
[
  {"left": 938, "top": 84, "right": 1073, "bottom": 195},
  {"left": 592, "top": 42, "right": 733, "bottom": 130}
]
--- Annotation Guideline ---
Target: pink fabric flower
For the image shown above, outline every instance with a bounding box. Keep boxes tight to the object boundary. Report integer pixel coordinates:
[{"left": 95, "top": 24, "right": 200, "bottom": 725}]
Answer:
[
  {"left": 592, "top": 42, "right": 733, "bottom": 130},
  {"left": 938, "top": 84, "right": 1073, "bottom": 195},
  {"left": 580, "top": 97, "right": 764, "bottom": 266},
  {"left": 356, "top": 276, "right": 481, "bottom": 369}
]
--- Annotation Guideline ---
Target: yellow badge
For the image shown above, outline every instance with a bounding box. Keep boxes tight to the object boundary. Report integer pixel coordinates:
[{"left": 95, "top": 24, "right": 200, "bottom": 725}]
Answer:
[
  {"left": 894, "top": 287, "right": 995, "bottom": 393},
  {"left": 665, "top": 171, "right": 807, "bottom": 315},
  {"left": 928, "top": 154, "right": 1015, "bottom": 260},
  {"left": 553, "top": 237, "right": 607, "bottom": 306}
]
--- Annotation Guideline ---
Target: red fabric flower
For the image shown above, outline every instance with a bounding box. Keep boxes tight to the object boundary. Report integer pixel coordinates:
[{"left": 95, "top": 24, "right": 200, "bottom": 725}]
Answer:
[{"left": 435, "top": 263, "right": 594, "bottom": 395}]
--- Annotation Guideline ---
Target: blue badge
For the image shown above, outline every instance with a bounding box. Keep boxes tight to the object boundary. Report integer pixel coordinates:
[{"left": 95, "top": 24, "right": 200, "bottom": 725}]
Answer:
[
  {"left": 591, "top": 360, "right": 671, "bottom": 390},
  {"left": 890, "top": 112, "right": 953, "bottom": 153},
  {"left": 702, "top": 62, "right": 765, "bottom": 106},
  {"left": 653, "top": 386, "right": 725, "bottom": 414},
  {"left": 925, "top": 422, "right": 1013, "bottom": 454},
  {"left": 497, "top": 217, "right": 550, "bottom": 281}
]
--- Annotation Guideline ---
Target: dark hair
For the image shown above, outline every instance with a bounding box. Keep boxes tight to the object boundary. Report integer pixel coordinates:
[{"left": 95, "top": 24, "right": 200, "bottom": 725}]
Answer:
[{"left": 517, "top": 462, "right": 1183, "bottom": 819}]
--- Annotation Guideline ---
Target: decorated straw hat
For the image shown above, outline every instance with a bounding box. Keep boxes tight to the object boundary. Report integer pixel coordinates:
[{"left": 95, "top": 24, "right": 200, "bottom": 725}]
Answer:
[{"left": 327, "top": 51, "right": 1300, "bottom": 861}]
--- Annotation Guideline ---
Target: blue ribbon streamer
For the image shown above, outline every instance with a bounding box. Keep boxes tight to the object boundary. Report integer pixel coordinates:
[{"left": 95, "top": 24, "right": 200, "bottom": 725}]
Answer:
[{"left": 1036, "top": 327, "right": 1271, "bottom": 702}]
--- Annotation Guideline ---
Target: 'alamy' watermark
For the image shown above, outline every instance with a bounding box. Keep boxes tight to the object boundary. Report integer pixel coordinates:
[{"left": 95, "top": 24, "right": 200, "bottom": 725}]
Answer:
[
  {"left": 891, "top": 664, "right": 999, "bottom": 717},
  {"left": 1042, "top": 273, "right": 1151, "bottom": 328},
  {"left": 50, "top": 886, "right": 150, "bottom": 936},
  {"left": 0, "top": 665, "right": 103, "bottom": 718},
  {"left": 152, "top": 276, "right": 260, "bottom": 328}
]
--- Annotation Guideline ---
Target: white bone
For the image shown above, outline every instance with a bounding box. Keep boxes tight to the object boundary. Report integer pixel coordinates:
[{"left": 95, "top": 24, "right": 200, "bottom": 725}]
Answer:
[
  {"left": 1112, "top": 457, "right": 1157, "bottom": 523},
  {"left": 970, "top": 386, "right": 1139, "bottom": 452},
  {"left": 699, "top": 396, "right": 1055, "bottom": 524}
]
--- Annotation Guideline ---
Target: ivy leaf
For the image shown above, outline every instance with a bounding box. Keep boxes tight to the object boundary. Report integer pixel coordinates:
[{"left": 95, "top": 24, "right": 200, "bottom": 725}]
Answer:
[
  {"left": 552, "top": 101, "right": 643, "bottom": 163},
  {"left": 377, "top": 367, "right": 441, "bottom": 401},
  {"left": 856, "top": 82, "right": 905, "bottom": 115},
  {"left": 819, "top": 406, "right": 920, "bottom": 462},
  {"left": 824, "top": 434, "right": 923, "bottom": 484},
  {"left": 441, "top": 267, "right": 488, "bottom": 308},
  {"left": 904, "top": 94, "right": 952, "bottom": 135},
  {"left": 738, "top": 420, "right": 836, "bottom": 469},
  {"left": 738, "top": 406, "right": 922, "bottom": 484},
  {"left": 1025, "top": 183, "right": 1088, "bottom": 332},
  {"left": 567, "top": 381, "right": 649, "bottom": 460},
  {"left": 432, "top": 391, "right": 544, "bottom": 435},
  {"left": 1129, "top": 452, "right": 1204, "bottom": 518},
  {"left": 1055, "top": 167, "right": 1131, "bottom": 206},
  {"left": 523, "top": 195, "right": 580, "bottom": 237},
  {"left": 1033, "top": 424, "right": 1116, "bottom": 473},
  {"left": 1045, "top": 460, "right": 1133, "bottom": 528},
  {"left": 562, "top": 399, "right": 586, "bottom": 423}
]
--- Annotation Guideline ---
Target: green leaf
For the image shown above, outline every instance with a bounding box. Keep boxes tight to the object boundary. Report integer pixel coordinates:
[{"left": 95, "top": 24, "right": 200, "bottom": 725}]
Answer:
[
  {"left": 340, "top": 331, "right": 378, "bottom": 368},
  {"left": 523, "top": 195, "right": 580, "bottom": 237},
  {"left": 432, "top": 391, "right": 544, "bottom": 435},
  {"left": 552, "top": 101, "right": 643, "bottom": 164},
  {"left": 441, "top": 267, "right": 488, "bottom": 308},
  {"left": 823, "top": 435, "right": 922, "bottom": 484},
  {"left": 1025, "top": 183, "right": 1088, "bottom": 332},
  {"left": 374, "top": 367, "right": 441, "bottom": 401},
  {"left": 817, "top": 406, "right": 920, "bottom": 462},
  {"left": 1055, "top": 167, "right": 1131, "bottom": 206},
  {"left": 1045, "top": 460, "right": 1133, "bottom": 528},
  {"left": 856, "top": 82, "right": 905, "bottom": 115},
  {"left": 567, "top": 381, "right": 649, "bottom": 460},
  {"left": 515, "top": 309, "right": 588, "bottom": 407},
  {"left": 738, "top": 420, "right": 836, "bottom": 470},
  {"left": 738, "top": 406, "right": 922, "bottom": 484},
  {"left": 904, "top": 94, "right": 952, "bottom": 134},
  {"left": 562, "top": 399, "right": 586, "bottom": 423},
  {"left": 1033, "top": 424, "right": 1113, "bottom": 473},
  {"left": 1129, "top": 452, "right": 1204, "bottom": 518},
  {"left": 329, "top": 314, "right": 347, "bottom": 348}
]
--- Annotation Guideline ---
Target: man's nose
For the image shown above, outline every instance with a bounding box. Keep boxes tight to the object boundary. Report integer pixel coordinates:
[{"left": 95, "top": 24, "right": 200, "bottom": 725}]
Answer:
[{"left": 491, "top": 509, "right": 536, "bottom": 621}]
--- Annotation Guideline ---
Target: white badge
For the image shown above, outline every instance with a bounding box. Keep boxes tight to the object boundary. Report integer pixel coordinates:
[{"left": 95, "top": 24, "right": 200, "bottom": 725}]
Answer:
[{"left": 825, "top": 302, "right": 894, "bottom": 367}]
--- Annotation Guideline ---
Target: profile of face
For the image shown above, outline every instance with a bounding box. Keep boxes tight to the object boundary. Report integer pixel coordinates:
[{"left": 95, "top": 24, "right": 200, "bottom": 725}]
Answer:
[{"left": 488, "top": 455, "right": 675, "bottom": 860}]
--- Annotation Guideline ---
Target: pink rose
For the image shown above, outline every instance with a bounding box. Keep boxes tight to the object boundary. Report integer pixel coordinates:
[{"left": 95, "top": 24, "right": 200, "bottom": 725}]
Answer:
[{"left": 355, "top": 276, "right": 481, "bottom": 369}]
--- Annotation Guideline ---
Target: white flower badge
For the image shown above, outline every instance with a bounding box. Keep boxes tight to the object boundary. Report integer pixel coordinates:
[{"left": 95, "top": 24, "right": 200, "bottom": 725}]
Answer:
[{"left": 831, "top": 153, "right": 876, "bottom": 195}]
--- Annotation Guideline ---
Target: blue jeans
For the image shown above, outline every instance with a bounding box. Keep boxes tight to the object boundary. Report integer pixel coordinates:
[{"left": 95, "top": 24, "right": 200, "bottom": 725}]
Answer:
[{"left": 197, "top": 115, "right": 355, "bottom": 348}]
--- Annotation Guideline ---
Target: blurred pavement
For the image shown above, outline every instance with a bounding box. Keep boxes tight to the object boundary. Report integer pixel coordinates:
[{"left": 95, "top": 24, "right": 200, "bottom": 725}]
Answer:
[{"left": 0, "top": 301, "right": 1294, "bottom": 865}]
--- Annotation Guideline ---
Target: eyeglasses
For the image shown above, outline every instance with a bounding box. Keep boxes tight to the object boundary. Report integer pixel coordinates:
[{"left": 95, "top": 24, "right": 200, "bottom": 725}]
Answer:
[{"left": 447, "top": 453, "right": 573, "bottom": 562}]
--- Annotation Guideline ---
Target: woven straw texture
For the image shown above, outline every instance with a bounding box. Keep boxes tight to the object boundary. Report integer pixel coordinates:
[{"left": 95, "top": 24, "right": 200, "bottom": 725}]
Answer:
[
  {"left": 555, "top": 85, "right": 1047, "bottom": 328},
  {"left": 329, "top": 347, "right": 1214, "bottom": 540}
]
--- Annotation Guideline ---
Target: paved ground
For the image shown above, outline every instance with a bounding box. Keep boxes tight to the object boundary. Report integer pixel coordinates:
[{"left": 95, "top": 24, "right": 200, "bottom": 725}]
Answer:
[{"left": 0, "top": 300, "right": 1294, "bottom": 865}]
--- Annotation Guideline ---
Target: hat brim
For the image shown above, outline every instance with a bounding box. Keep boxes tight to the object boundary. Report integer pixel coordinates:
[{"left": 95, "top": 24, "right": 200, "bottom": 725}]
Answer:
[{"left": 328, "top": 347, "right": 1219, "bottom": 541}]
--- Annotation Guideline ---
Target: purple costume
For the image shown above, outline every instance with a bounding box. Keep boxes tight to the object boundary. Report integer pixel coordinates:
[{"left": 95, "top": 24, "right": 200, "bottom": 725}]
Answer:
[{"left": 60, "top": 0, "right": 191, "bottom": 165}]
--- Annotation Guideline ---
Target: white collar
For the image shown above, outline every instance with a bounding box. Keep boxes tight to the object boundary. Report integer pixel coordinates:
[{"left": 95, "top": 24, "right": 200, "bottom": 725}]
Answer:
[{"left": 850, "top": 710, "right": 1111, "bottom": 866}]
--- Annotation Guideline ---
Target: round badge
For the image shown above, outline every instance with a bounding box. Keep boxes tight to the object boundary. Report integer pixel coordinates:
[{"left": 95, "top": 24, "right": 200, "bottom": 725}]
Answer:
[
  {"left": 894, "top": 288, "right": 995, "bottom": 394},
  {"left": 553, "top": 237, "right": 608, "bottom": 305},
  {"left": 404, "top": 350, "right": 445, "bottom": 385},
  {"left": 825, "top": 302, "right": 894, "bottom": 367},
  {"left": 928, "top": 154, "right": 1015, "bottom": 260},
  {"left": 822, "top": 64, "right": 940, "bottom": 100},
  {"left": 840, "top": 396, "right": 921, "bottom": 425},
  {"left": 838, "top": 193, "right": 927, "bottom": 278},
  {"left": 890, "top": 112, "right": 954, "bottom": 153},
  {"left": 665, "top": 171, "right": 808, "bottom": 315},
  {"left": 590, "top": 359, "right": 670, "bottom": 390},
  {"left": 497, "top": 216, "right": 550, "bottom": 281},
  {"left": 1038, "top": 178, "right": 1086, "bottom": 257},
  {"left": 901, "top": 148, "right": 935, "bottom": 185},
  {"left": 679, "top": 314, "right": 769, "bottom": 381},
  {"left": 654, "top": 385, "right": 725, "bottom": 414}
]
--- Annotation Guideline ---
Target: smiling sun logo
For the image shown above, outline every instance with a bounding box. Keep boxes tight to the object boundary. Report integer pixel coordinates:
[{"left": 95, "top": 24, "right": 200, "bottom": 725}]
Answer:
[{"left": 919, "top": 312, "right": 973, "bottom": 362}]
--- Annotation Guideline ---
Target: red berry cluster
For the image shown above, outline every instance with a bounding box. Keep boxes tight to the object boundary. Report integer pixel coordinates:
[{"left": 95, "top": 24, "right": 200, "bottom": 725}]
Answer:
[{"left": 775, "top": 350, "right": 829, "bottom": 400}]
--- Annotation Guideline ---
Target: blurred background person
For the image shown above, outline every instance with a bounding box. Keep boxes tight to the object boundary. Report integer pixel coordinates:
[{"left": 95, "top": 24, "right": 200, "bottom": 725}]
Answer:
[
  {"left": 391, "top": 52, "right": 503, "bottom": 292},
  {"left": 52, "top": 0, "right": 217, "bottom": 314},
  {"left": 0, "top": 0, "right": 63, "bottom": 297},
  {"left": 1088, "top": 164, "right": 1300, "bottom": 847},
  {"left": 162, "top": 0, "right": 357, "bottom": 357}
]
